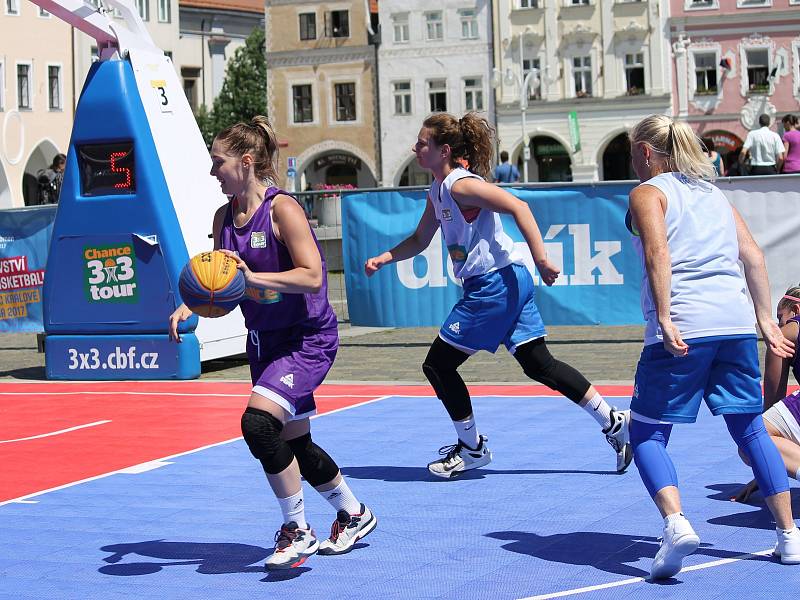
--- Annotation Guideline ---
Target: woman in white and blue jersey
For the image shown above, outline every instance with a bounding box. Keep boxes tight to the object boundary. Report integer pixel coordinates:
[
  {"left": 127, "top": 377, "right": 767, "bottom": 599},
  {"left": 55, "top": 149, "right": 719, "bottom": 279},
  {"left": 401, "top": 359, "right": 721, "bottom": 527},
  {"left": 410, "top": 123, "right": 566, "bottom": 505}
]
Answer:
[
  {"left": 626, "top": 114, "right": 800, "bottom": 579},
  {"left": 365, "top": 112, "right": 631, "bottom": 477}
]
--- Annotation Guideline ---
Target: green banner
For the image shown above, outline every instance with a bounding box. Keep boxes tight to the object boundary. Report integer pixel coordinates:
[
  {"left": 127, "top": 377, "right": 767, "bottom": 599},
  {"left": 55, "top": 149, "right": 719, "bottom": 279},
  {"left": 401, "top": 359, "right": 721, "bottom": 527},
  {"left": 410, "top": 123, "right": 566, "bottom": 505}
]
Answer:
[{"left": 568, "top": 111, "right": 581, "bottom": 152}]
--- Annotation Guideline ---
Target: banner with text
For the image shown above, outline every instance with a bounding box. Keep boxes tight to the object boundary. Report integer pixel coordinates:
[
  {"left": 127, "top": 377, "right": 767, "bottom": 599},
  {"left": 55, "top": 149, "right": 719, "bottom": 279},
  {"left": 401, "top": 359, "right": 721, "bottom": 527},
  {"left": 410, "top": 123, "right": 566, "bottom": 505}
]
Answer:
[
  {"left": 342, "top": 184, "right": 642, "bottom": 327},
  {"left": 0, "top": 206, "right": 56, "bottom": 332}
]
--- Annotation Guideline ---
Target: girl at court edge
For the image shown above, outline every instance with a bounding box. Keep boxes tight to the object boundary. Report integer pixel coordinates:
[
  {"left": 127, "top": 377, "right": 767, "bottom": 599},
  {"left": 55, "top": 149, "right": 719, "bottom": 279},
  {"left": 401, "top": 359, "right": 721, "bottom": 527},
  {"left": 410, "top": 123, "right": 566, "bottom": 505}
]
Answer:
[
  {"left": 169, "top": 116, "right": 376, "bottom": 570},
  {"left": 625, "top": 114, "right": 800, "bottom": 579},
  {"left": 364, "top": 112, "right": 632, "bottom": 477}
]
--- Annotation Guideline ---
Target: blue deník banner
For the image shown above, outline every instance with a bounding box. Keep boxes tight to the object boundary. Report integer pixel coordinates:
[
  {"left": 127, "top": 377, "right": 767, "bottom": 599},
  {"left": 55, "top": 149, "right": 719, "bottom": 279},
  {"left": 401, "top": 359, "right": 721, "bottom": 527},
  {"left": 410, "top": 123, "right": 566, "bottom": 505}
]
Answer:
[
  {"left": 0, "top": 206, "right": 57, "bottom": 332},
  {"left": 342, "top": 184, "right": 643, "bottom": 327}
]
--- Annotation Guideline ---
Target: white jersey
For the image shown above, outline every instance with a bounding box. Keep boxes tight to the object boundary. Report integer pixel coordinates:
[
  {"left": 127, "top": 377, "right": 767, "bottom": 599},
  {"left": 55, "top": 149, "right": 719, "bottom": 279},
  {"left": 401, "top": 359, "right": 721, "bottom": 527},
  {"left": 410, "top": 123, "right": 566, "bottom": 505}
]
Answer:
[
  {"left": 430, "top": 168, "right": 517, "bottom": 280},
  {"left": 633, "top": 172, "right": 755, "bottom": 346}
]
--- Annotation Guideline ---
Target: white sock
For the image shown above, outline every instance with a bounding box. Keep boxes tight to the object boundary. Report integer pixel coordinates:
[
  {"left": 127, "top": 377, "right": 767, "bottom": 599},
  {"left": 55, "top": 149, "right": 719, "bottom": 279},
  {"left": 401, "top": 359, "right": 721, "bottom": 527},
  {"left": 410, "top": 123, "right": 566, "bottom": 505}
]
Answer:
[
  {"left": 453, "top": 415, "right": 480, "bottom": 449},
  {"left": 277, "top": 489, "right": 307, "bottom": 529},
  {"left": 583, "top": 392, "right": 613, "bottom": 430},
  {"left": 320, "top": 479, "right": 361, "bottom": 515},
  {"left": 664, "top": 512, "right": 686, "bottom": 526}
]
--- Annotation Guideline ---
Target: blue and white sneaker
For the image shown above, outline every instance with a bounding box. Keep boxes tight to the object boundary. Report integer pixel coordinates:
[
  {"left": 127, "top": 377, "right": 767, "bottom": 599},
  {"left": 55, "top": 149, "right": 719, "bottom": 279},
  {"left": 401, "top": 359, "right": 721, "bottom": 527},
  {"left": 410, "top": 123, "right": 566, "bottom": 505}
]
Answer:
[
  {"left": 264, "top": 521, "right": 319, "bottom": 570},
  {"left": 318, "top": 504, "right": 377, "bottom": 555},
  {"left": 604, "top": 408, "right": 632, "bottom": 473}
]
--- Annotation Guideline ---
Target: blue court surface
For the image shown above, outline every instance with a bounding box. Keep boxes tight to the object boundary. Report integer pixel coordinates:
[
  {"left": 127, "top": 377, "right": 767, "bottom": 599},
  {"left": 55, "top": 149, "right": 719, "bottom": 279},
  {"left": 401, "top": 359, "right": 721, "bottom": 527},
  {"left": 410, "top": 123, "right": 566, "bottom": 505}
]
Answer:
[{"left": 2, "top": 392, "right": 799, "bottom": 599}]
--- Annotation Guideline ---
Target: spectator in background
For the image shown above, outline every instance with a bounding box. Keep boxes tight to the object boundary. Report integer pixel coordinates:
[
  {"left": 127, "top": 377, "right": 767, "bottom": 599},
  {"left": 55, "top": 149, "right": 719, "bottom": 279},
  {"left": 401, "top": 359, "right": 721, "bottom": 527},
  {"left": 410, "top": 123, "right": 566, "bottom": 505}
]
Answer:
[
  {"left": 726, "top": 148, "right": 747, "bottom": 177},
  {"left": 701, "top": 137, "right": 723, "bottom": 176},
  {"left": 492, "top": 151, "right": 520, "bottom": 183},
  {"left": 741, "top": 114, "right": 785, "bottom": 175},
  {"left": 36, "top": 153, "right": 66, "bottom": 204},
  {"left": 782, "top": 114, "right": 800, "bottom": 175}
]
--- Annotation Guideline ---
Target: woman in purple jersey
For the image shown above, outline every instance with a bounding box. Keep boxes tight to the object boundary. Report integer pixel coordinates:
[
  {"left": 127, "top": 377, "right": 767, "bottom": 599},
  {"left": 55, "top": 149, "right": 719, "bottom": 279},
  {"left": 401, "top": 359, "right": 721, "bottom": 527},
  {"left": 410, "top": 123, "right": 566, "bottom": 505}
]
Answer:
[
  {"left": 734, "top": 285, "right": 800, "bottom": 502},
  {"left": 169, "top": 116, "right": 375, "bottom": 570}
]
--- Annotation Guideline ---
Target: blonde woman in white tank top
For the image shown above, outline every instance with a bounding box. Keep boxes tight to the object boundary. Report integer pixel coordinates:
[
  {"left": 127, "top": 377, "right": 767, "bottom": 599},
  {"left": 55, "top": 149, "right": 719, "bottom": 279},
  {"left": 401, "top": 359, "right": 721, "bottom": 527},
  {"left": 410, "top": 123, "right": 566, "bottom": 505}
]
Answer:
[{"left": 626, "top": 114, "right": 799, "bottom": 579}]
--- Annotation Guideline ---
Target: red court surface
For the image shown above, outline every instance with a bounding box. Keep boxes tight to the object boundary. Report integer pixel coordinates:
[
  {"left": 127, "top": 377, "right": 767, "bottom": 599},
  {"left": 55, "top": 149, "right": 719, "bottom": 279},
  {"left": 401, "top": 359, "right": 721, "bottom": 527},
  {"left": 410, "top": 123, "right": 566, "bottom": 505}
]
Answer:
[{"left": 0, "top": 381, "right": 634, "bottom": 504}]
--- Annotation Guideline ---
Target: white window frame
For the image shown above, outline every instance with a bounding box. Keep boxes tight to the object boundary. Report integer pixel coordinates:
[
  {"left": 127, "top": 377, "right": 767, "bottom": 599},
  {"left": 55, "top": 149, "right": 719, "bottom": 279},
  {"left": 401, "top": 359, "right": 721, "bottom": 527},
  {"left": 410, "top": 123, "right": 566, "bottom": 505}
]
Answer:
[
  {"left": 571, "top": 55, "right": 593, "bottom": 98},
  {"left": 392, "top": 80, "right": 412, "bottom": 116},
  {"left": 425, "top": 11, "right": 444, "bottom": 42},
  {"left": 623, "top": 52, "right": 646, "bottom": 96},
  {"left": 0, "top": 60, "right": 5, "bottom": 112},
  {"left": 741, "top": 42, "right": 773, "bottom": 97},
  {"left": 684, "top": 0, "right": 718, "bottom": 10},
  {"left": 47, "top": 63, "right": 63, "bottom": 111},
  {"left": 790, "top": 0, "right": 800, "bottom": 5},
  {"left": 288, "top": 80, "right": 318, "bottom": 127},
  {"left": 427, "top": 78, "right": 448, "bottom": 112},
  {"left": 736, "top": 0, "right": 771, "bottom": 6},
  {"left": 565, "top": 0, "right": 591, "bottom": 6},
  {"left": 331, "top": 79, "right": 358, "bottom": 124},
  {"left": 459, "top": 9, "right": 478, "bottom": 40},
  {"left": 522, "top": 57, "right": 543, "bottom": 100},
  {"left": 392, "top": 13, "right": 409, "bottom": 44},
  {"left": 688, "top": 45, "right": 723, "bottom": 111},
  {"left": 793, "top": 40, "right": 800, "bottom": 101},
  {"left": 157, "top": 0, "right": 170, "bottom": 23},
  {"left": 519, "top": 0, "right": 540, "bottom": 8},
  {"left": 5, "top": 0, "right": 19, "bottom": 15},
  {"left": 16, "top": 61, "right": 32, "bottom": 110},
  {"left": 134, "top": 0, "right": 149, "bottom": 21},
  {"left": 463, "top": 77, "right": 484, "bottom": 111}
]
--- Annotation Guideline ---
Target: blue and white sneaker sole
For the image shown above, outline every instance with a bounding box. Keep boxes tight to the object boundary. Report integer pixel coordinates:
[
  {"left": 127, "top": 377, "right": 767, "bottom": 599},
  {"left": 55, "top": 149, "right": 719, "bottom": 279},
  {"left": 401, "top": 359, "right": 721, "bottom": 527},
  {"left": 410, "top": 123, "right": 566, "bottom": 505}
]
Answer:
[
  {"left": 428, "top": 452, "right": 493, "bottom": 479},
  {"left": 265, "top": 539, "right": 320, "bottom": 570},
  {"left": 318, "top": 512, "right": 378, "bottom": 556}
]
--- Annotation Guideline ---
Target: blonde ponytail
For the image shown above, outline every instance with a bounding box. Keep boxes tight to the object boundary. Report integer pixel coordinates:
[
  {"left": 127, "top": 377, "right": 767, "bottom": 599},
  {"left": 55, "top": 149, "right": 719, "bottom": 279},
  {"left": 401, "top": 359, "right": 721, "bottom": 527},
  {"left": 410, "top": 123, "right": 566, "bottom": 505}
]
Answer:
[
  {"left": 215, "top": 115, "right": 280, "bottom": 184},
  {"left": 630, "top": 114, "right": 716, "bottom": 181}
]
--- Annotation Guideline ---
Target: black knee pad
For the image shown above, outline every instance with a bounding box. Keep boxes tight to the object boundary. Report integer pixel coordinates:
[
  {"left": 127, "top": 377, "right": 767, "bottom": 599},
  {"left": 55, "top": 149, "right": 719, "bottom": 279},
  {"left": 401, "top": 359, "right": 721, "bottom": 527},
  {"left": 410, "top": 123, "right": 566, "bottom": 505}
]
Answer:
[
  {"left": 286, "top": 433, "right": 339, "bottom": 487},
  {"left": 515, "top": 339, "right": 590, "bottom": 403},
  {"left": 240, "top": 407, "right": 294, "bottom": 474}
]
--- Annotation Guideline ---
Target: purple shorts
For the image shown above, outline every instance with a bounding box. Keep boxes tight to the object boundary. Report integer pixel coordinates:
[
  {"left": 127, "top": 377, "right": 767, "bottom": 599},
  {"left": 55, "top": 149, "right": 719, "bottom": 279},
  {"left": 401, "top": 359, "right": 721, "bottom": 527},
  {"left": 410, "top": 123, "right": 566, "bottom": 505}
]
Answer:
[{"left": 246, "top": 327, "right": 338, "bottom": 421}]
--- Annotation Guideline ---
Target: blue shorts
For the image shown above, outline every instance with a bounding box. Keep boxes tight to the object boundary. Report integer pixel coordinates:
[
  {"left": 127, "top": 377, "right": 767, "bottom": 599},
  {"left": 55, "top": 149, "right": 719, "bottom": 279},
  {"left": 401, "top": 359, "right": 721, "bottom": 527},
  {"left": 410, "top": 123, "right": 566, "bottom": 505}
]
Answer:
[
  {"left": 631, "top": 335, "right": 761, "bottom": 423},
  {"left": 440, "top": 263, "right": 546, "bottom": 354}
]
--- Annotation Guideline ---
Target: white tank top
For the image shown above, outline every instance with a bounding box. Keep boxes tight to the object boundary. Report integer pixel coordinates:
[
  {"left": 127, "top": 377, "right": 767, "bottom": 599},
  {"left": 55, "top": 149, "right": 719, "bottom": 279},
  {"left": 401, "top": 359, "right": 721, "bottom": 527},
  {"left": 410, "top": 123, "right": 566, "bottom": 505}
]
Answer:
[
  {"left": 633, "top": 172, "right": 755, "bottom": 346},
  {"left": 430, "top": 168, "right": 516, "bottom": 280}
]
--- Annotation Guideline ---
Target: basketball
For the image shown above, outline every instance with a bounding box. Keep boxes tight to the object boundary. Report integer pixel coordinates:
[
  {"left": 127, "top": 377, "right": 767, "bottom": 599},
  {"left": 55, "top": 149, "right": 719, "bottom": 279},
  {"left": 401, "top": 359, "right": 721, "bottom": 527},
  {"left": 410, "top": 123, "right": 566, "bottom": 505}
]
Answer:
[{"left": 178, "top": 251, "right": 246, "bottom": 318}]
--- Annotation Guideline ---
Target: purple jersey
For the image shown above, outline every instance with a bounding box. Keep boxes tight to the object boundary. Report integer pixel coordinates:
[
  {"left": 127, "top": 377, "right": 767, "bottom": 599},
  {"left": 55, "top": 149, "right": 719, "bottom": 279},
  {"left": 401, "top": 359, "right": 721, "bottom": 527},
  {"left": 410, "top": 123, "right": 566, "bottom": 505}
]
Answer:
[
  {"left": 219, "top": 187, "right": 337, "bottom": 332},
  {"left": 791, "top": 316, "right": 800, "bottom": 384}
]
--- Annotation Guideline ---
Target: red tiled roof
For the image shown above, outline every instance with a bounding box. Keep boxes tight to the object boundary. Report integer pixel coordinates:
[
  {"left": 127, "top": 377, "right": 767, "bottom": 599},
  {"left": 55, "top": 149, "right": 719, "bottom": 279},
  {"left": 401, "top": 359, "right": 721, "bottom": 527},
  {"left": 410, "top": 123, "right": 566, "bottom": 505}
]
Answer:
[{"left": 180, "top": 0, "right": 264, "bottom": 14}]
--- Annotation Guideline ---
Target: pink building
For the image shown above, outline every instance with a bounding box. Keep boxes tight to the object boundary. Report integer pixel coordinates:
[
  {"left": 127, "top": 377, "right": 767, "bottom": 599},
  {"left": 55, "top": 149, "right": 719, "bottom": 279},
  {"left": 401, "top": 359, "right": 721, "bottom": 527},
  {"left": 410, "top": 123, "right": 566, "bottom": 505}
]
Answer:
[{"left": 669, "top": 0, "right": 800, "bottom": 171}]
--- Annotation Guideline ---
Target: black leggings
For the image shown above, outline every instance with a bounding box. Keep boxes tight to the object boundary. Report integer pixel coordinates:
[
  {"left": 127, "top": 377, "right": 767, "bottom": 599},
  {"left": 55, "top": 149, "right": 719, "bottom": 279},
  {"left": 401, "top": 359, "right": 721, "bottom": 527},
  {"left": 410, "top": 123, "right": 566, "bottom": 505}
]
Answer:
[{"left": 422, "top": 337, "right": 591, "bottom": 422}]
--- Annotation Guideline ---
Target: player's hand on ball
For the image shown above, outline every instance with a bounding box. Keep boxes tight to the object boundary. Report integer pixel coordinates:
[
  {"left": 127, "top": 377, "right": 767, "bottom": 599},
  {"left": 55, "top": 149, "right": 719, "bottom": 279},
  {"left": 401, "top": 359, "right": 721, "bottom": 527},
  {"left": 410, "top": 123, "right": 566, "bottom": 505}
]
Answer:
[
  {"left": 218, "top": 249, "right": 253, "bottom": 282},
  {"left": 169, "top": 303, "right": 193, "bottom": 343}
]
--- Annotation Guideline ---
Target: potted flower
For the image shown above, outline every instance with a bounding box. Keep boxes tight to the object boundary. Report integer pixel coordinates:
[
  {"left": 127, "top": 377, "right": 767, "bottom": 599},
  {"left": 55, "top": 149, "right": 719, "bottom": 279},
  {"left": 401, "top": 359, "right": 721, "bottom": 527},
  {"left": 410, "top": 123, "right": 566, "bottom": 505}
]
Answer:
[{"left": 313, "top": 183, "right": 356, "bottom": 226}]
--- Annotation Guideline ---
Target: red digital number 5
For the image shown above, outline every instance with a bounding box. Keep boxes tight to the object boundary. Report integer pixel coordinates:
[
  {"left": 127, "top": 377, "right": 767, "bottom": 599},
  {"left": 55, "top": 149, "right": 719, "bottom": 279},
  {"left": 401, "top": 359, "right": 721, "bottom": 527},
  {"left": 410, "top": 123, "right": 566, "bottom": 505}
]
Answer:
[{"left": 110, "top": 151, "right": 132, "bottom": 189}]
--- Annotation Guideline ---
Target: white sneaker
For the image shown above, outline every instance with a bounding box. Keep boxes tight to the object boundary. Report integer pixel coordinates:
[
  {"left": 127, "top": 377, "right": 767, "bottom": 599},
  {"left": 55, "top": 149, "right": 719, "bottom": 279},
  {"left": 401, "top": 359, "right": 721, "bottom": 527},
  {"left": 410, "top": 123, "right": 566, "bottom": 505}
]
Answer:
[
  {"left": 427, "top": 435, "right": 492, "bottom": 479},
  {"left": 773, "top": 527, "right": 800, "bottom": 564},
  {"left": 603, "top": 408, "right": 632, "bottom": 473},
  {"left": 264, "top": 522, "right": 319, "bottom": 570},
  {"left": 650, "top": 514, "right": 700, "bottom": 579},
  {"left": 318, "top": 504, "right": 377, "bottom": 556}
]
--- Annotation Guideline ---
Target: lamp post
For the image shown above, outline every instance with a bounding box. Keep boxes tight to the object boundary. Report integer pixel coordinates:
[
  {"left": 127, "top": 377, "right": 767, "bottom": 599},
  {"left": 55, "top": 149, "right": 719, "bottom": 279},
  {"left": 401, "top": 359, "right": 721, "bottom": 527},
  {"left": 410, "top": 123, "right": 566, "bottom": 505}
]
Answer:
[{"left": 505, "top": 65, "right": 540, "bottom": 183}]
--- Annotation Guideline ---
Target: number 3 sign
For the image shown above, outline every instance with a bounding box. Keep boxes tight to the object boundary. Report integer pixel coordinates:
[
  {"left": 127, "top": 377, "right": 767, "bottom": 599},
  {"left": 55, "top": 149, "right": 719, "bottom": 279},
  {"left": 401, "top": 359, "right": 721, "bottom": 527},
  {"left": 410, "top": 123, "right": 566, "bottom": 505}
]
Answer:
[{"left": 150, "top": 79, "right": 172, "bottom": 113}]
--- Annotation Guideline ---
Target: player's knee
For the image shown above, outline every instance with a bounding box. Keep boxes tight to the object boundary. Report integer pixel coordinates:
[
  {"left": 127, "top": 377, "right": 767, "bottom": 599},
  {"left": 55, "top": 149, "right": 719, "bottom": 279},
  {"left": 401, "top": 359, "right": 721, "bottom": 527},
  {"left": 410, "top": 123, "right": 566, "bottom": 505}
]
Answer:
[
  {"left": 240, "top": 407, "right": 294, "bottom": 474},
  {"left": 286, "top": 433, "right": 339, "bottom": 486}
]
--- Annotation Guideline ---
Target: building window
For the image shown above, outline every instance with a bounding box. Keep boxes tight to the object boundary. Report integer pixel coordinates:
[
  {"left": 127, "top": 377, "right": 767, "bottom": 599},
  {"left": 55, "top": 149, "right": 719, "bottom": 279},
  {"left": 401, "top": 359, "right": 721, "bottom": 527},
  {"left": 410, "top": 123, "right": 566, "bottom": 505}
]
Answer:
[
  {"left": 39, "top": 6, "right": 49, "bottom": 16},
  {"left": 520, "top": 0, "right": 539, "bottom": 7},
  {"left": 425, "top": 11, "right": 443, "bottom": 41},
  {"left": 392, "top": 13, "right": 409, "bottom": 43},
  {"left": 299, "top": 13, "right": 316, "bottom": 40},
  {"left": 135, "top": 0, "right": 149, "bottom": 21},
  {"left": 393, "top": 81, "right": 412, "bottom": 115},
  {"left": 327, "top": 10, "right": 349, "bottom": 38},
  {"left": 523, "top": 58, "right": 542, "bottom": 100},
  {"left": 48, "top": 65, "right": 61, "bottom": 110},
  {"left": 694, "top": 52, "right": 718, "bottom": 94},
  {"left": 570, "top": 0, "right": 590, "bottom": 5},
  {"left": 428, "top": 79, "right": 447, "bottom": 112},
  {"left": 624, "top": 53, "right": 645, "bottom": 95},
  {"left": 573, "top": 56, "right": 592, "bottom": 97},
  {"left": 460, "top": 9, "right": 478, "bottom": 40},
  {"left": 737, "top": 0, "right": 770, "bottom": 6},
  {"left": 182, "top": 67, "right": 200, "bottom": 111},
  {"left": 745, "top": 48, "right": 769, "bottom": 94},
  {"left": 686, "top": 0, "right": 717, "bottom": 8},
  {"left": 292, "top": 84, "right": 313, "bottom": 123},
  {"left": 464, "top": 77, "right": 483, "bottom": 111},
  {"left": 6, "top": 0, "right": 19, "bottom": 15},
  {"left": 17, "top": 64, "right": 31, "bottom": 109},
  {"left": 334, "top": 82, "right": 356, "bottom": 121},
  {"left": 157, "top": 0, "right": 170, "bottom": 23}
]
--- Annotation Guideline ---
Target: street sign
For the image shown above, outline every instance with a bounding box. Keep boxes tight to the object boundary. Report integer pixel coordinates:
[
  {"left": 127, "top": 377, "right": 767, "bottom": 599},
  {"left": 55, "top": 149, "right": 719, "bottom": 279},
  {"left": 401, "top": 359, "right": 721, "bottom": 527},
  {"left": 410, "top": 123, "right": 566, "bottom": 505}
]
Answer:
[{"left": 568, "top": 111, "right": 581, "bottom": 153}]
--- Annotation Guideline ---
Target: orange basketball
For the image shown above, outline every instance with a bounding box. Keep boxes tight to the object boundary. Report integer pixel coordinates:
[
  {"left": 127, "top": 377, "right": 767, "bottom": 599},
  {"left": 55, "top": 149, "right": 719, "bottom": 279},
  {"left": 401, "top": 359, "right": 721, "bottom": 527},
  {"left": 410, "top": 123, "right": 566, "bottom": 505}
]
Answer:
[{"left": 178, "top": 251, "right": 246, "bottom": 318}]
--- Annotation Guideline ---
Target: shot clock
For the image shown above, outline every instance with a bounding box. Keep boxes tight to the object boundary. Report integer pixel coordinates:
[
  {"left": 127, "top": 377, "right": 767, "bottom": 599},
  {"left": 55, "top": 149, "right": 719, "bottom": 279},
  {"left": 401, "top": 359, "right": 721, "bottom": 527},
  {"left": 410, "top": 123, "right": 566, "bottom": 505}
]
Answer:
[{"left": 37, "top": 0, "right": 244, "bottom": 380}]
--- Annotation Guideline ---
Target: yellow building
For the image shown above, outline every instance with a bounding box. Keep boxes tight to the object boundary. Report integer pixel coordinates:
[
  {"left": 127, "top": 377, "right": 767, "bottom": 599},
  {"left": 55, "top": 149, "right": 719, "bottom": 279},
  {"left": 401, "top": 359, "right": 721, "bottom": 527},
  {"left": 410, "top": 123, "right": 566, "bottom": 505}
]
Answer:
[
  {"left": 265, "top": 0, "right": 381, "bottom": 191},
  {"left": 0, "top": 0, "right": 74, "bottom": 207}
]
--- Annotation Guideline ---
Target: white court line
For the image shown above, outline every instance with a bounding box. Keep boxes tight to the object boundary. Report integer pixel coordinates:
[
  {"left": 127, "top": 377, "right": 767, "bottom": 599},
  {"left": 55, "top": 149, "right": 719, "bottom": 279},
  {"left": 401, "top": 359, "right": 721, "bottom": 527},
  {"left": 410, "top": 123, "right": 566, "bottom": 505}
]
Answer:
[
  {"left": 0, "top": 395, "right": 391, "bottom": 507},
  {"left": 0, "top": 391, "right": 611, "bottom": 398},
  {"left": 0, "top": 420, "right": 111, "bottom": 444},
  {"left": 518, "top": 549, "right": 774, "bottom": 600}
]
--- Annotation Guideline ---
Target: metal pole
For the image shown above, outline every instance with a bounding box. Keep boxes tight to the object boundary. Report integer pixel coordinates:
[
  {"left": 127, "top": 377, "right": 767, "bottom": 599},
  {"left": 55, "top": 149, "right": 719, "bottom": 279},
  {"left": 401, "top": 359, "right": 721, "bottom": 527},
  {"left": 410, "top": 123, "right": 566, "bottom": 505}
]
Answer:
[{"left": 519, "top": 34, "right": 527, "bottom": 183}]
